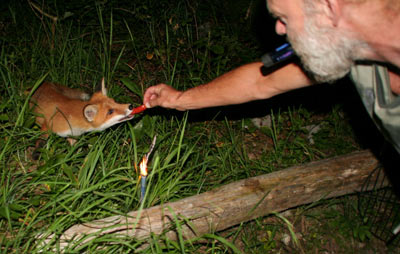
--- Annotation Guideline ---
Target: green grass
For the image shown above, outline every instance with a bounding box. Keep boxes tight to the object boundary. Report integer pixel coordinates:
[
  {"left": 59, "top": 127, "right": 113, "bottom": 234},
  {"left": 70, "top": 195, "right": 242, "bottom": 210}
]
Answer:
[{"left": 0, "top": 0, "right": 384, "bottom": 253}]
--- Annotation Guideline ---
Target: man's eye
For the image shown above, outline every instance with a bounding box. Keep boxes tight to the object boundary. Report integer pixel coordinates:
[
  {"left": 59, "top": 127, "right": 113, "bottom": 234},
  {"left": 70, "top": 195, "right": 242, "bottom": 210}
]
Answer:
[{"left": 108, "top": 109, "right": 114, "bottom": 115}]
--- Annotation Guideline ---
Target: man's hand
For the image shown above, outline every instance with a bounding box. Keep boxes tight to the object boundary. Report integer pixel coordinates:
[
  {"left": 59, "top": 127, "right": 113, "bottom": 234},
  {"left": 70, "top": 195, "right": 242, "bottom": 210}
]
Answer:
[{"left": 143, "top": 83, "right": 184, "bottom": 110}]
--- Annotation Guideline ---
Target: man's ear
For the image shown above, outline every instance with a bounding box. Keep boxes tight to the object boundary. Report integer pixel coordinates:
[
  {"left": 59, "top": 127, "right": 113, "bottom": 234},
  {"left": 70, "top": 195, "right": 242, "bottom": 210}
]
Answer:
[{"left": 323, "top": 0, "right": 341, "bottom": 27}]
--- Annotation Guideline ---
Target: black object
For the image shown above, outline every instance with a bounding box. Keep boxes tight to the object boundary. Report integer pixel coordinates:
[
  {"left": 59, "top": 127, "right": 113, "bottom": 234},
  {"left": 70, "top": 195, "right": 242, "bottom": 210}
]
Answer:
[
  {"left": 261, "top": 43, "right": 294, "bottom": 68},
  {"left": 260, "top": 43, "right": 296, "bottom": 75}
]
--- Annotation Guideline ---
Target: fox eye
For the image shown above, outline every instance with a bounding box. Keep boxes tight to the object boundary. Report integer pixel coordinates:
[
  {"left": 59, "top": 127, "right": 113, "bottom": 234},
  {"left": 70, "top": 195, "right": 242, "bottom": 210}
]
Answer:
[{"left": 107, "top": 109, "right": 114, "bottom": 115}]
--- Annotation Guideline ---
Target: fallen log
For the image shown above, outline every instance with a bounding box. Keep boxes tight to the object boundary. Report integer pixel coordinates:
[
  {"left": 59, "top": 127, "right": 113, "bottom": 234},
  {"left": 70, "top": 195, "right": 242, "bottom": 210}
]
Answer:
[{"left": 50, "top": 150, "right": 387, "bottom": 247}]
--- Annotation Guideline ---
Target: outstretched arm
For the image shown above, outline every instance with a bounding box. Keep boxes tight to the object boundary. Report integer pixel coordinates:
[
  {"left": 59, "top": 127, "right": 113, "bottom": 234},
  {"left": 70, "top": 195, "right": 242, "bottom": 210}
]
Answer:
[{"left": 143, "top": 62, "right": 312, "bottom": 111}]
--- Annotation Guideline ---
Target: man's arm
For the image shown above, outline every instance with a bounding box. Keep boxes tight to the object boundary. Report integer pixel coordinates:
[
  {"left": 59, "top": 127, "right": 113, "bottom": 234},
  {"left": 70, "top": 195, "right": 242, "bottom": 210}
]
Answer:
[{"left": 143, "top": 62, "right": 312, "bottom": 111}]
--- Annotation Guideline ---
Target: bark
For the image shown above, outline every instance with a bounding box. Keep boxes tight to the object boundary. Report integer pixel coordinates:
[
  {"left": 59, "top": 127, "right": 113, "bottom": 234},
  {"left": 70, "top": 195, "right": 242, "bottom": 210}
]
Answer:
[{"left": 51, "top": 150, "right": 386, "bottom": 246}]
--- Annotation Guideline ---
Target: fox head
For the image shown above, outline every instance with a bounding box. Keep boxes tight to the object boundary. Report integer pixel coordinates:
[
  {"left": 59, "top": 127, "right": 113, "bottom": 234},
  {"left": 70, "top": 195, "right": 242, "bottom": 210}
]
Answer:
[{"left": 83, "top": 78, "right": 134, "bottom": 131}]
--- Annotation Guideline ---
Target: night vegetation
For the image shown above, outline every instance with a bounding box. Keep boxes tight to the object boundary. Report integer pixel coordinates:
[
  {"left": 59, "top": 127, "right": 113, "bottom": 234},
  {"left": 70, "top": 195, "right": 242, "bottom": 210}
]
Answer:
[{"left": 0, "top": 0, "right": 392, "bottom": 252}]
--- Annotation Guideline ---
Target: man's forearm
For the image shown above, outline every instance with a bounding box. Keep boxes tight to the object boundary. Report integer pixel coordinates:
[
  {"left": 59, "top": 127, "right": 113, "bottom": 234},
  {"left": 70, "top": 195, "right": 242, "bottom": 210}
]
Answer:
[{"left": 174, "top": 62, "right": 311, "bottom": 110}]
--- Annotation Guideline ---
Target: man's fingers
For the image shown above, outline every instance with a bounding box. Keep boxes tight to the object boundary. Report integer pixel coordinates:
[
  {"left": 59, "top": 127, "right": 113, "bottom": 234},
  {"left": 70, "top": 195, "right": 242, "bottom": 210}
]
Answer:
[
  {"left": 143, "top": 84, "right": 168, "bottom": 108},
  {"left": 146, "top": 94, "right": 160, "bottom": 108},
  {"left": 143, "top": 83, "right": 182, "bottom": 109}
]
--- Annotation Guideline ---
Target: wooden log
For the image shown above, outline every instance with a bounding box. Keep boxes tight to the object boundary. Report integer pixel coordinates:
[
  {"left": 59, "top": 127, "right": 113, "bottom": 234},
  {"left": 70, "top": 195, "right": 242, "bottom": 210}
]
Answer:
[{"left": 53, "top": 150, "right": 386, "bottom": 246}]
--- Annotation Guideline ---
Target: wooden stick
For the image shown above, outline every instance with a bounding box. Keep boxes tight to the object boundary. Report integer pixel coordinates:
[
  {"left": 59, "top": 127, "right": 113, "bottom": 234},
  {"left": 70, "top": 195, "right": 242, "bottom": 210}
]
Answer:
[
  {"left": 28, "top": 0, "right": 58, "bottom": 22},
  {"left": 48, "top": 150, "right": 386, "bottom": 247}
]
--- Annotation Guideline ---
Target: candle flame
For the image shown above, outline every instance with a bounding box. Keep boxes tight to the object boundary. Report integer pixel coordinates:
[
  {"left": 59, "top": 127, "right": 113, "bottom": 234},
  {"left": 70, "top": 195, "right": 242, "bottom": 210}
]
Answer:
[{"left": 139, "top": 156, "right": 148, "bottom": 176}]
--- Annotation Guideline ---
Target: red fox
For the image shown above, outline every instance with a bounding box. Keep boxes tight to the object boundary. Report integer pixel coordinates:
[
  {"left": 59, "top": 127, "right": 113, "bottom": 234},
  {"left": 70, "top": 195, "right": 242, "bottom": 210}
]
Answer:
[{"left": 30, "top": 78, "right": 135, "bottom": 147}]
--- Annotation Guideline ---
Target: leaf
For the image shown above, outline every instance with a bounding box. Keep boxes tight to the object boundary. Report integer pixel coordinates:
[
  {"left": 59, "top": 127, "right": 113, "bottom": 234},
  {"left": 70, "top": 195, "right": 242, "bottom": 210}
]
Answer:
[
  {"left": 87, "top": 136, "right": 99, "bottom": 145},
  {"left": 202, "top": 234, "right": 243, "bottom": 254},
  {"left": 210, "top": 45, "right": 224, "bottom": 55},
  {"left": 142, "top": 115, "right": 155, "bottom": 137},
  {"left": 0, "top": 207, "right": 8, "bottom": 219},
  {"left": 62, "top": 164, "right": 77, "bottom": 184},
  {"left": 8, "top": 203, "right": 25, "bottom": 212},
  {"left": 62, "top": 11, "right": 74, "bottom": 19},
  {"left": 120, "top": 78, "right": 143, "bottom": 97},
  {"left": 30, "top": 196, "right": 41, "bottom": 206},
  {"left": 0, "top": 206, "right": 22, "bottom": 220},
  {"left": 128, "top": 120, "right": 144, "bottom": 142},
  {"left": 23, "top": 116, "right": 36, "bottom": 128},
  {"left": 0, "top": 114, "right": 8, "bottom": 121}
]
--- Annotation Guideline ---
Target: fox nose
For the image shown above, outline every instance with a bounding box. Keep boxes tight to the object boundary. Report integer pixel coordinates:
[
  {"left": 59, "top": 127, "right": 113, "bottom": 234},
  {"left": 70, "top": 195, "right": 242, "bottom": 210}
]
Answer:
[{"left": 129, "top": 104, "right": 133, "bottom": 110}]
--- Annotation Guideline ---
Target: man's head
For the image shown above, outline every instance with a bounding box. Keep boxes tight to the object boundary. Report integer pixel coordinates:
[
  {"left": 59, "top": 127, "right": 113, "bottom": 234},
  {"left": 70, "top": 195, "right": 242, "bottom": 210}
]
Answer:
[{"left": 267, "top": 0, "right": 371, "bottom": 83}]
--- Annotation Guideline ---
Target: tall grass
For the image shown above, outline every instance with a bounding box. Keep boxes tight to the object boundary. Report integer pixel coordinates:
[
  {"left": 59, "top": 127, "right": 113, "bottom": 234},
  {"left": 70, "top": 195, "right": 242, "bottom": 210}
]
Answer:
[{"left": 0, "top": 0, "right": 363, "bottom": 253}]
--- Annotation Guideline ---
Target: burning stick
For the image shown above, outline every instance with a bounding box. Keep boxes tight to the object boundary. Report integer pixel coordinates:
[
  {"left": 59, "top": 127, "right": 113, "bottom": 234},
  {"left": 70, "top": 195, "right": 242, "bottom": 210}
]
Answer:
[
  {"left": 139, "top": 157, "right": 148, "bottom": 202},
  {"left": 139, "top": 135, "right": 157, "bottom": 202}
]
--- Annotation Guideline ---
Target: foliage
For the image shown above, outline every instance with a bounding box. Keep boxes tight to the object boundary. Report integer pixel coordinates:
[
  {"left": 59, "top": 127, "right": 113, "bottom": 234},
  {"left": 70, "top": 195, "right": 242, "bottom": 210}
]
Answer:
[{"left": 0, "top": 0, "right": 377, "bottom": 253}]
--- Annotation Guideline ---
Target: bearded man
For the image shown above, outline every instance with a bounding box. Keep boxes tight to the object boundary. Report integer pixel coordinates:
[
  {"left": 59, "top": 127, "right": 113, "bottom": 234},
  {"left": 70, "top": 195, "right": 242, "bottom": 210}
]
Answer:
[{"left": 143, "top": 0, "right": 400, "bottom": 154}]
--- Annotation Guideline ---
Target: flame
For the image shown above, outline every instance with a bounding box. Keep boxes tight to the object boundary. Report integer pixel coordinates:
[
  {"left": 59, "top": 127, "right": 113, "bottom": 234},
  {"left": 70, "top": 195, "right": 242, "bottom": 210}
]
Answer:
[{"left": 139, "top": 156, "right": 148, "bottom": 176}]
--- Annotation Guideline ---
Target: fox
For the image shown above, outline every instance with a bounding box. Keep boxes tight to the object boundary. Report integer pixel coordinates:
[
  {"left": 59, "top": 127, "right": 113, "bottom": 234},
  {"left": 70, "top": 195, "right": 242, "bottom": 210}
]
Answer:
[{"left": 30, "top": 78, "right": 135, "bottom": 153}]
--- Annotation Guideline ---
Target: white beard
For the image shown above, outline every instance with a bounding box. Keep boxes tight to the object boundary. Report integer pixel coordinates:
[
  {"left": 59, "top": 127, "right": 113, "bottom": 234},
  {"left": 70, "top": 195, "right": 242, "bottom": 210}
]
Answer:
[{"left": 288, "top": 9, "right": 369, "bottom": 83}]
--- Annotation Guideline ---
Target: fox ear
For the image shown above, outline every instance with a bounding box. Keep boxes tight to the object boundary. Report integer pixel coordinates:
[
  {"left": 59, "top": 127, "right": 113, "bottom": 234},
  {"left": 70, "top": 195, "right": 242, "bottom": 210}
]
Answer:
[
  {"left": 84, "top": 104, "right": 98, "bottom": 122},
  {"left": 101, "top": 77, "right": 107, "bottom": 96}
]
